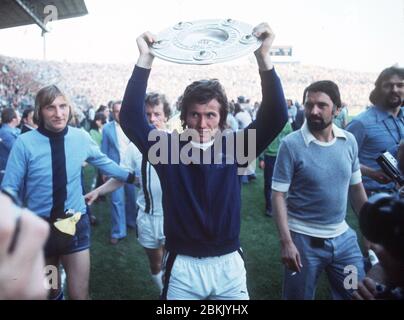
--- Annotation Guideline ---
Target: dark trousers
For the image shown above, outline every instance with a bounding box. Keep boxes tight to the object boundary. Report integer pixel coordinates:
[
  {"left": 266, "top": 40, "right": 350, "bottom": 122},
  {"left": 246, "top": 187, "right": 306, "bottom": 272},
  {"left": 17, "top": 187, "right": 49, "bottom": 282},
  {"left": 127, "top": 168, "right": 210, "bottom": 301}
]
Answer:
[{"left": 264, "top": 155, "right": 277, "bottom": 212}]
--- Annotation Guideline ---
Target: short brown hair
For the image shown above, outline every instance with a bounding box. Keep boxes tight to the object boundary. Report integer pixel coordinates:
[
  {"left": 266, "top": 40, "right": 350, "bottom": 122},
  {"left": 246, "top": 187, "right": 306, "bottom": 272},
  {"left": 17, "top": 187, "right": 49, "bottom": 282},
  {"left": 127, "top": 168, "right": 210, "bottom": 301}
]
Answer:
[
  {"left": 145, "top": 92, "right": 171, "bottom": 118},
  {"left": 179, "top": 79, "right": 228, "bottom": 130},
  {"left": 1, "top": 108, "right": 17, "bottom": 124}
]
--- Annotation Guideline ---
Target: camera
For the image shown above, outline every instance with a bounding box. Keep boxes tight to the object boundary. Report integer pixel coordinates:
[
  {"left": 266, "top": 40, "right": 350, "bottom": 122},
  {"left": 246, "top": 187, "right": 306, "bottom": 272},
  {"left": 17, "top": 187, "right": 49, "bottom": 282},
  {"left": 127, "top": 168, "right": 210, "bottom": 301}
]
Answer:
[
  {"left": 359, "top": 192, "right": 404, "bottom": 299},
  {"left": 359, "top": 192, "right": 404, "bottom": 262},
  {"left": 377, "top": 151, "right": 404, "bottom": 187}
]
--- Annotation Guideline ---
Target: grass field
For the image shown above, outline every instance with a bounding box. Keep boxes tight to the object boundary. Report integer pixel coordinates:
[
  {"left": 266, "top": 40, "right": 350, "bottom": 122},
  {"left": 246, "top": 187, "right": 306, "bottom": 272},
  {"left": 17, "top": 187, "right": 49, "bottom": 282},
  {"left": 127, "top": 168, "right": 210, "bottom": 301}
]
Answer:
[{"left": 84, "top": 165, "right": 362, "bottom": 300}]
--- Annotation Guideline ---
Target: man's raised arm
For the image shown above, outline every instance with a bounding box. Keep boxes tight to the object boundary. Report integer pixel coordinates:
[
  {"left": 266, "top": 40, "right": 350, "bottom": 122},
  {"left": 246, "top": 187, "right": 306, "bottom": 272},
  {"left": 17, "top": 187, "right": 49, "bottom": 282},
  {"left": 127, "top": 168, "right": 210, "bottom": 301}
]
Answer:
[
  {"left": 120, "top": 32, "right": 157, "bottom": 154},
  {"left": 246, "top": 23, "right": 288, "bottom": 156}
]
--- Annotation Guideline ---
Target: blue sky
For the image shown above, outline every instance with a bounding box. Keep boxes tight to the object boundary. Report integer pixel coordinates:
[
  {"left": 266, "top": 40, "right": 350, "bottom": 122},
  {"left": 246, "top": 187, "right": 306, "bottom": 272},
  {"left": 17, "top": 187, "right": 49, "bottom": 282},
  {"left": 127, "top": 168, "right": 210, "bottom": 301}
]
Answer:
[{"left": 0, "top": 0, "right": 403, "bottom": 72}]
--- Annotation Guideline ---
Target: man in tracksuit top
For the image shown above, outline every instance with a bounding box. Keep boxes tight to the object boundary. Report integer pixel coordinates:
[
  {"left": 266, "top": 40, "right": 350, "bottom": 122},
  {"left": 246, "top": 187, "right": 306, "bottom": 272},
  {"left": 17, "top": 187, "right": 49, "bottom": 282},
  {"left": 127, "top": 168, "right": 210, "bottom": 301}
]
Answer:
[
  {"left": 120, "top": 23, "right": 288, "bottom": 299},
  {"left": 1, "top": 85, "right": 135, "bottom": 300}
]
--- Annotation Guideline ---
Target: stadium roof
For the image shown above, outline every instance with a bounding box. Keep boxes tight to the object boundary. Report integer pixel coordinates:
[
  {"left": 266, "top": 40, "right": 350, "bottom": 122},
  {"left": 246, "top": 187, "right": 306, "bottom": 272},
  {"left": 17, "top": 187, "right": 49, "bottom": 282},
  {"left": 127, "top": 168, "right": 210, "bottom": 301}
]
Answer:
[{"left": 0, "top": 0, "right": 88, "bottom": 32}]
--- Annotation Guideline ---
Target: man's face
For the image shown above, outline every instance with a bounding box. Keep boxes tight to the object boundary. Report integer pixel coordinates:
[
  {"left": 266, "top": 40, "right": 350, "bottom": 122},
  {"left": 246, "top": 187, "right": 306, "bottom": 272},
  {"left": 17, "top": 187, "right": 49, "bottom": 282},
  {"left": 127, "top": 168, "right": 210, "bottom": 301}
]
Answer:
[
  {"left": 112, "top": 103, "right": 121, "bottom": 123},
  {"left": 11, "top": 111, "right": 20, "bottom": 127},
  {"left": 41, "top": 95, "right": 70, "bottom": 132},
  {"left": 304, "top": 91, "right": 335, "bottom": 132},
  {"left": 146, "top": 103, "right": 167, "bottom": 130},
  {"left": 24, "top": 111, "right": 37, "bottom": 128},
  {"left": 380, "top": 75, "right": 404, "bottom": 109},
  {"left": 185, "top": 98, "right": 221, "bottom": 143},
  {"left": 103, "top": 108, "right": 110, "bottom": 120}
]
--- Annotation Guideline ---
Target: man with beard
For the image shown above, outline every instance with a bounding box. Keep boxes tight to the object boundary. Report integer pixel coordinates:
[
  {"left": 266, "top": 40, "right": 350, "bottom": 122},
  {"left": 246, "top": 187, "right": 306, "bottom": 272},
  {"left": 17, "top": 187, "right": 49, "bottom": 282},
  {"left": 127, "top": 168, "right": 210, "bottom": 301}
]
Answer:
[
  {"left": 347, "top": 67, "right": 404, "bottom": 196},
  {"left": 271, "top": 80, "right": 368, "bottom": 299}
]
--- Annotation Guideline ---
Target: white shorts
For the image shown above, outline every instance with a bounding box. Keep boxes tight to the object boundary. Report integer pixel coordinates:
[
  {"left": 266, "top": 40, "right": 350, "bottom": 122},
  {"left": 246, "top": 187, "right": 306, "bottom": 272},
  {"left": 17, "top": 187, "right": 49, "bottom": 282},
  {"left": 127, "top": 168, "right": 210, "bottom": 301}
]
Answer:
[
  {"left": 136, "top": 210, "right": 165, "bottom": 249},
  {"left": 162, "top": 249, "right": 249, "bottom": 300}
]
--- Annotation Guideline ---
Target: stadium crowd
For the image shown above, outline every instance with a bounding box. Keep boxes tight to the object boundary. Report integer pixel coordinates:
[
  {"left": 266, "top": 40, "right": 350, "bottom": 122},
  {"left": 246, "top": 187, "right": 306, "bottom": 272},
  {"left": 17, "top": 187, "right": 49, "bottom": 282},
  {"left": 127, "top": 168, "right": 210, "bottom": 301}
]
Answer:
[
  {"left": 1, "top": 54, "right": 377, "bottom": 119},
  {"left": 0, "top": 42, "right": 403, "bottom": 301}
]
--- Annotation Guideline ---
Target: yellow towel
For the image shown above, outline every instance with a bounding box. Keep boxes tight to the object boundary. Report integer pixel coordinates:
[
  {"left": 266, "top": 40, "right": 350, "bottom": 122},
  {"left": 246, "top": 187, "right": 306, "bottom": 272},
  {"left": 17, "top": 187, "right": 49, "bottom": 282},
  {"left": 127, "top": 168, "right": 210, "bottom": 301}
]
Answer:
[{"left": 54, "top": 212, "right": 82, "bottom": 236}]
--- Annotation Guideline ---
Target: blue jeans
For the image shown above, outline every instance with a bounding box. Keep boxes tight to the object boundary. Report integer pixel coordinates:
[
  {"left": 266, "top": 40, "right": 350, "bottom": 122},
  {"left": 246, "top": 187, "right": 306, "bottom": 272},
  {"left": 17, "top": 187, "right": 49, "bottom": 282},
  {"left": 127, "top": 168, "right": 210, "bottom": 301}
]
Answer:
[
  {"left": 263, "top": 155, "right": 276, "bottom": 212},
  {"left": 282, "top": 228, "right": 365, "bottom": 300},
  {"left": 110, "top": 184, "right": 138, "bottom": 239}
]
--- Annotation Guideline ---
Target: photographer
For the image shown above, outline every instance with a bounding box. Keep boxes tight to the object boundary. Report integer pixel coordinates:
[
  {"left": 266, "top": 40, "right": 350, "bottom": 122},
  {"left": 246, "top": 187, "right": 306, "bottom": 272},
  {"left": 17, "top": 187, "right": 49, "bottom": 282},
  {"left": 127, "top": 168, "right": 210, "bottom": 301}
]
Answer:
[
  {"left": 353, "top": 200, "right": 404, "bottom": 300},
  {"left": 353, "top": 142, "right": 404, "bottom": 300},
  {"left": 347, "top": 66, "right": 404, "bottom": 196}
]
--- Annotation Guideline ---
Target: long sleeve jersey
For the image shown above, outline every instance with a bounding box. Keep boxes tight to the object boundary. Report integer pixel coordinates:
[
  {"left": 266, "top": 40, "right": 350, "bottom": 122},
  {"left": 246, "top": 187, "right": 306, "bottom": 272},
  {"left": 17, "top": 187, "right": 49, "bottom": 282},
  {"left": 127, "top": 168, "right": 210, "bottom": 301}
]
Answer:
[
  {"left": 120, "top": 66, "right": 288, "bottom": 257},
  {"left": 1, "top": 125, "right": 132, "bottom": 220}
]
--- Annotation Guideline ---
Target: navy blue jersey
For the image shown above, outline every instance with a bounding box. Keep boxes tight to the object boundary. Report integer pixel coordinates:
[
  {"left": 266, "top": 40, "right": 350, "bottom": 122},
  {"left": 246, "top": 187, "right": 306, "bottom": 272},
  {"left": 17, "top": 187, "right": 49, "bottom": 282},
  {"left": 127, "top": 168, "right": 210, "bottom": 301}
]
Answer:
[{"left": 121, "top": 66, "right": 287, "bottom": 257}]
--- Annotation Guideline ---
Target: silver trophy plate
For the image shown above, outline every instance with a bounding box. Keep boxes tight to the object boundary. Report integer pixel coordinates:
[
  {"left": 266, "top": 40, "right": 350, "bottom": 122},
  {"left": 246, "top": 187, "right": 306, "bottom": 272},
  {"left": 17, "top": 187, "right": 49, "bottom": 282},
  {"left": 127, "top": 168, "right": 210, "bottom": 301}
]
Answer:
[{"left": 150, "top": 19, "right": 261, "bottom": 65}]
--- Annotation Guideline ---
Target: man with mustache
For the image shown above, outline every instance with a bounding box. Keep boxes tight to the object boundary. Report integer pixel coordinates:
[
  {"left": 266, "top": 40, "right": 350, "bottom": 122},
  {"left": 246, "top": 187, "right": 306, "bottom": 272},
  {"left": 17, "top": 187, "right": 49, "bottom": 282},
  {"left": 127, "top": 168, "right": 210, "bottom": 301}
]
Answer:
[
  {"left": 347, "top": 66, "right": 404, "bottom": 196},
  {"left": 271, "top": 80, "right": 368, "bottom": 299}
]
